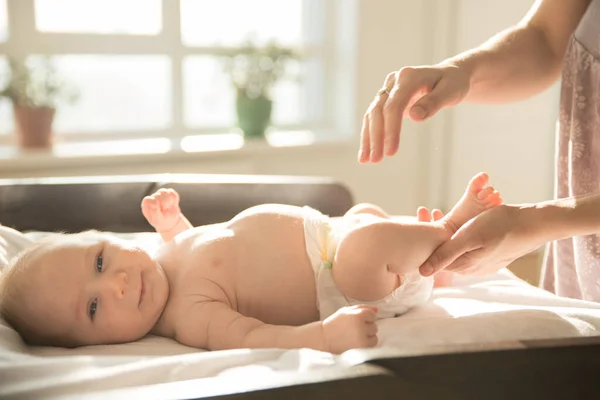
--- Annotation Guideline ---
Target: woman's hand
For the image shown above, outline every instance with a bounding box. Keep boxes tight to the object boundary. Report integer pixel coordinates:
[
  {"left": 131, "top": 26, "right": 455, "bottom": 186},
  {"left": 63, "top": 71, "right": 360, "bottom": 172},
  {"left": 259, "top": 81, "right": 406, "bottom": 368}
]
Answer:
[
  {"left": 416, "top": 206, "right": 445, "bottom": 223},
  {"left": 359, "top": 64, "right": 470, "bottom": 163},
  {"left": 416, "top": 206, "right": 454, "bottom": 287},
  {"left": 418, "top": 204, "right": 544, "bottom": 277}
]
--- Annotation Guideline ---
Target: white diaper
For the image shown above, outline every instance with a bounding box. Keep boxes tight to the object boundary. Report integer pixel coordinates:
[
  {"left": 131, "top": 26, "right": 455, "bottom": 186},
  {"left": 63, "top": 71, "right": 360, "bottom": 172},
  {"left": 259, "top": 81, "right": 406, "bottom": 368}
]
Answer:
[{"left": 302, "top": 206, "right": 434, "bottom": 320}]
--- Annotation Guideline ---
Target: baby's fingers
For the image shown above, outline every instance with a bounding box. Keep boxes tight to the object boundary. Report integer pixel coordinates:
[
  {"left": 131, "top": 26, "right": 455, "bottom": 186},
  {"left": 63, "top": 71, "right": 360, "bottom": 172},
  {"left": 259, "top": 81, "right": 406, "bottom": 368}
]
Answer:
[
  {"left": 365, "top": 335, "right": 378, "bottom": 348},
  {"left": 158, "top": 189, "right": 180, "bottom": 208},
  {"left": 356, "top": 305, "right": 378, "bottom": 323},
  {"left": 141, "top": 196, "right": 157, "bottom": 212},
  {"left": 365, "top": 322, "right": 378, "bottom": 337},
  {"left": 431, "top": 209, "right": 444, "bottom": 221}
]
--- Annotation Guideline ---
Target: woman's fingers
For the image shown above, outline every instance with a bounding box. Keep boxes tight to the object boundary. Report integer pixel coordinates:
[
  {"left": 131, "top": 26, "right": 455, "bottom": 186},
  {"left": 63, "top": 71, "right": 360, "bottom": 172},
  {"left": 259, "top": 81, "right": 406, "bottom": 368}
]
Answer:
[
  {"left": 416, "top": 207, "right": 445, "bottom": 222},
  {"left": 410, "top": 77, "right": 451, "bottom": 121},
  {"left": 365, "top": 69, "right": 425, "bottom": 162},
  {"left": 382, "top": 70, "right": 425, "bottom": 158},
  {"left": 359, "top": 114, "right": 371, "bottom": 163},
  {"left": 417, "top": 206, "right": 431, "bottom": 222},
  {"left": 431, "top": 209, "right": 444, "bottom": 221},
  {"left": 360, "top": 65, "right": 470, "bottom": 163},
  {"left": 369, "top": 91, "right": 389, "bottom": 163},
  {"left": 419, "top": 229, "right": 480, "bottom": 276}
]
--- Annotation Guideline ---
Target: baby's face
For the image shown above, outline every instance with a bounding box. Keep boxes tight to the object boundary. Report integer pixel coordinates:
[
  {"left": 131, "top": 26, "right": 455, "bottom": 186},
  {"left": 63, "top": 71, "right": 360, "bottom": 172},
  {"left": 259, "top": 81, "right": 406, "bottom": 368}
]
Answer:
[{"left": 29, "top": 234, "right": 169, "bottom": 346}]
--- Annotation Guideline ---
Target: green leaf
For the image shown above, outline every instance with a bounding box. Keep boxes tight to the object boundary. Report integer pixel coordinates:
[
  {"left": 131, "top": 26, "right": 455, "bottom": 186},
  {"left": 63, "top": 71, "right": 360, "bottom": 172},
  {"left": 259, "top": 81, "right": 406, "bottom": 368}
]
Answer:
[{"left": 0, "top": 56, "right": 79, "bottom": 108}]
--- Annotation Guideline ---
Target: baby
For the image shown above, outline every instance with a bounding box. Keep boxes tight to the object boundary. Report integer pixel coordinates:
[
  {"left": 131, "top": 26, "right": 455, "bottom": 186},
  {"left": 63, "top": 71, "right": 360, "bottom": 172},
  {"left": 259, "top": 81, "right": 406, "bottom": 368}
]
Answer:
[{"left": 0, "top": 173, "right": 501, "bottom": 354}]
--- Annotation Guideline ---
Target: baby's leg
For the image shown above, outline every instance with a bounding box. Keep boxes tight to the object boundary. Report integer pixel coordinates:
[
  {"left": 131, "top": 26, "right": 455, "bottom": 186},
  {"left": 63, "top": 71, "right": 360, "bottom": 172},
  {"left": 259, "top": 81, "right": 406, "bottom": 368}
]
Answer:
[
  {"left": 343, "top": 203, "right": 416, "bottom": 224},
  {"left": 344, "top": 203, "right": 390, "bottom": 219},
  {"left": 332, "top": 173, "right": 501, "bottom": 301},
  {"left": 332, "top": 219, "right": 449, "bottom": 301}
]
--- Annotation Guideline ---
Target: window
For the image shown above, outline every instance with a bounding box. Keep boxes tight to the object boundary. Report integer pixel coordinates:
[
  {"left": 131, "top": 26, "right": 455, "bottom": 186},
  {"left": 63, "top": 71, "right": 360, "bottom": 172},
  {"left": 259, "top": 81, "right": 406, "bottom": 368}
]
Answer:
[
  {"left": 180, "top": 0, "right": 303, "bottom": 47},
  {"left": 0, "top": 0, "right": 7, "bottom": 42},
  {"left": 0, "top": 1, "right": 10, "bottom": 135},
  {"left": 35, "top": 0, "right": 162, "bottom": 35},
  {"left": 0, "top": 56, "right": 11, "bottom": 135},
  {"left": 51, "top": 55, "right": 172, "bottom": 133},
  {"left": 0, "top": 0, "right": 355, "bottom": 146}
]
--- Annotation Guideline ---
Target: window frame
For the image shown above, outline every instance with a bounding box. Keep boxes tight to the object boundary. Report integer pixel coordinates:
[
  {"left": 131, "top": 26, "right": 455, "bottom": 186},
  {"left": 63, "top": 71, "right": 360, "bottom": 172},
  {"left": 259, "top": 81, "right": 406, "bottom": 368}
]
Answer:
[{"left": 0, "top": 0, "right": 347, "bottom": 145}]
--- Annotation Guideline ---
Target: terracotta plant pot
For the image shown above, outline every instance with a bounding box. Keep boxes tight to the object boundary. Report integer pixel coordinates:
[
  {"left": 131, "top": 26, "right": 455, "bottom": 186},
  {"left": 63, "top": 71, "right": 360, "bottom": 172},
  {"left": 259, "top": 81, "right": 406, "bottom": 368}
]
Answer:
[
  {"left": 236, "top": 91, "right": 272, "bottom": 139},
  {"left": 13, "top": 105, "right": 56, "bottom": 149}
]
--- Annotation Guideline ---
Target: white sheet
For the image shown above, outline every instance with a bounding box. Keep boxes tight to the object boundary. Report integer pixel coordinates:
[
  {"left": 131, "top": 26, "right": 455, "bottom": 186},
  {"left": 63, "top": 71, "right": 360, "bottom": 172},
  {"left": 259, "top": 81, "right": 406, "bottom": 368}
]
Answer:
[{"left": 2, "top": 228, "right": 600, "bottom": 399}]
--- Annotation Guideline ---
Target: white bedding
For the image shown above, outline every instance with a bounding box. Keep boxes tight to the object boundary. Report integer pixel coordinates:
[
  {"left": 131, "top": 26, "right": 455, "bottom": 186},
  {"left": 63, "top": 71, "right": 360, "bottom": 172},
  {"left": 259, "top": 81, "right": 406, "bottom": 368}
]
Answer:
[{"left": 2, "top": 227, "right": 600, "bottom": 399}]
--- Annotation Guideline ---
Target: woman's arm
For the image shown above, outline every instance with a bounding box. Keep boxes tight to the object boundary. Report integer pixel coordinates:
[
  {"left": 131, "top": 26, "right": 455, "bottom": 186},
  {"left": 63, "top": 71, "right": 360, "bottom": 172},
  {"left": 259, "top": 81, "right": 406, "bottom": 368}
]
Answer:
[
  {"left": 359, "top": 0, "right": 590, "bottom": 163},
  {"left": 527, "top": 192, "right": 600, "bottom": 242},
  {"left": 419, "top": 192, "right": 600, "bottom": 277},
  {"left": 453, "top": 0, "right": 590, "bottom": 103}
]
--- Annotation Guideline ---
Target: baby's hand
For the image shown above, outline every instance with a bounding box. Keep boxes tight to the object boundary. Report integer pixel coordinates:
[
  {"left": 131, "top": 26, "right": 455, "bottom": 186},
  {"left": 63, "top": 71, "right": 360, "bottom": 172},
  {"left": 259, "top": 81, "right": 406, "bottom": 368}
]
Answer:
[
  {"left": 322, "top": 305, "right": 378, "bottom": 354},
  {"left": 141, "top": 188, "right": 182, "bottom": 233}
]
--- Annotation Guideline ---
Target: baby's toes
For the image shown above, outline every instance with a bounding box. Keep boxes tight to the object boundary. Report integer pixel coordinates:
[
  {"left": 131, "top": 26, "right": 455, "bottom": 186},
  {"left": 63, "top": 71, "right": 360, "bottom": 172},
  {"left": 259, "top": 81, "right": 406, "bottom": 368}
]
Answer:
[
  {"left": 481, "top": 190, "right": 503, "bottom": 207},
  {"left": 467, "top": 172, "right": 489, "bottom": 194},
  {"left": 488, "top": 191, "right": 503, "bottom": 206},
  {"left": 476, "top": 186, "right": 494, "bottom": 200}
]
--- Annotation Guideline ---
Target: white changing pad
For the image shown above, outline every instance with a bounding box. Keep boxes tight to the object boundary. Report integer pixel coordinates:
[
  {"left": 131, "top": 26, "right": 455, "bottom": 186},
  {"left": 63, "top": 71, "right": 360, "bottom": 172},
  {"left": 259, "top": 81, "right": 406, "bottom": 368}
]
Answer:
[{"left": 2, "top": 227, "right": 600, "bottom": 398}]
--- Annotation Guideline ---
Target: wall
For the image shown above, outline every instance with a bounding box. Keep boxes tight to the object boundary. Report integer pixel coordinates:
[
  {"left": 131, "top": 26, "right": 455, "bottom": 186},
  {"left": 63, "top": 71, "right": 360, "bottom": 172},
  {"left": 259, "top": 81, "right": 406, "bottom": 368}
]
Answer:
[{"left": 445, "top": 0, "right": 558, "bottom": 208}]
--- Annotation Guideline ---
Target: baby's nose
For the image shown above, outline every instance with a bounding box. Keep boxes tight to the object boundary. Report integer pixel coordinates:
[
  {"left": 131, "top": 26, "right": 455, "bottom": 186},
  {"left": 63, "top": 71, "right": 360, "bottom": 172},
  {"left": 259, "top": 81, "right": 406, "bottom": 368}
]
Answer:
[{"left": 111, "top": 271, "right": 129, "bottom": 300}]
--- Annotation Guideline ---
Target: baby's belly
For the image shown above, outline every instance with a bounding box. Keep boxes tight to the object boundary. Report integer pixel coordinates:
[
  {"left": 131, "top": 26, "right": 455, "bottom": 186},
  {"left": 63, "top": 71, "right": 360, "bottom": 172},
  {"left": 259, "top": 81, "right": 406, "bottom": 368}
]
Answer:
[
  {"left": 232, "top": 211, "right": 320, "bottom": 326},
  {"left": 236, "top": 259, "right": 319, "bottom": 326}
]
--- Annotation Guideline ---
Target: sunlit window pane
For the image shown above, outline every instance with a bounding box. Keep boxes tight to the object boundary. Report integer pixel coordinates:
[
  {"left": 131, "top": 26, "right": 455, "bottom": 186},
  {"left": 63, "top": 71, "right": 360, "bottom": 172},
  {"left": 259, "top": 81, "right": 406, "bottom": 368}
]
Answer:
[
  {"left": 270, "top": 58, "right": 324, "bottom": 126},
  {"left": 183, "top": 56, "right": 235, "bottom": 128},
  {"left": 47, "top": 56, "right": 171, "bottom": 133},
  {"left": 0, "top": 57, "right": 13, "bottom": 135},
  {"left": 270, "top": 60, "right": 302, "bottom": 125},
  {"left": 35, "top": 0, "right": 161, "bottom": 35},
  {"left": 0, "top": 100, "right": 11, "bottom": 135},
  {"left": 0, "top": 0, "right": 7, "bottom": 42},
  {"left": 183, "top": 56, "right": 319, "bottom": 129},
  {"left": 181, "top": 0, "right": 302, "bottom": 47}
]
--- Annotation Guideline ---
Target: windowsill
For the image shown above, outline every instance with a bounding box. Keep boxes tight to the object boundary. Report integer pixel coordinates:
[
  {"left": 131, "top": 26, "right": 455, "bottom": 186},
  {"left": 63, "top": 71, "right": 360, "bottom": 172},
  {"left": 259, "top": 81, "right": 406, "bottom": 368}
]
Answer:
[{"left": 0, "top": 131, "right": 356, "bottom": 175}]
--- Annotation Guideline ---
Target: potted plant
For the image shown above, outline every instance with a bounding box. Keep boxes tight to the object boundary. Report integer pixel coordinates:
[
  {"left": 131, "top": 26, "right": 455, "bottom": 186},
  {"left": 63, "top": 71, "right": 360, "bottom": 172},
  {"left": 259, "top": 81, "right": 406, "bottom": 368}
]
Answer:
[
  {"left": 222, "top": 40, "right": 300, "bottom": 139},
  {"left": 0, "top": 57, "right": 77, "bottom": 149}
]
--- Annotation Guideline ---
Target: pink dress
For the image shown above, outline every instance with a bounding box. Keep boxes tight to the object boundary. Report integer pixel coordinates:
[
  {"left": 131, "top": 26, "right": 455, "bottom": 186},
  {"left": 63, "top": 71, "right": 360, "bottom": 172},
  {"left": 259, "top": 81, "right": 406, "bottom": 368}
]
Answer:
[{"left": 541, "top": 0, "right": 600, "bottom": 301}]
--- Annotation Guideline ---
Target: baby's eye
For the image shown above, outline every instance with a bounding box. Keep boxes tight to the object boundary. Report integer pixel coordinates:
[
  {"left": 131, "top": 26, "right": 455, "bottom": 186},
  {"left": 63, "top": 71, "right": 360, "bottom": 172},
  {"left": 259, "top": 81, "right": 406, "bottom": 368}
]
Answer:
[
  {"left": 95, "top": 254, "right": 103, "bottom": 273},
  {"left": 89, "top": 299, "right": 98, "bottom": 320}
]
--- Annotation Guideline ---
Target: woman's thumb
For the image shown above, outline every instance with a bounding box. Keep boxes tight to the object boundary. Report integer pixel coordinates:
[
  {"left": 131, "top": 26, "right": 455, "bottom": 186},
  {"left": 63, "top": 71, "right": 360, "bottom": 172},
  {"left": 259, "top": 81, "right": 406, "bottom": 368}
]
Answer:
[
  {"left": 409, "top": 79, "right": 458, "bottom": 121},
  {"left": 419, "top": 234, "right": 473, "bottom": 277}
]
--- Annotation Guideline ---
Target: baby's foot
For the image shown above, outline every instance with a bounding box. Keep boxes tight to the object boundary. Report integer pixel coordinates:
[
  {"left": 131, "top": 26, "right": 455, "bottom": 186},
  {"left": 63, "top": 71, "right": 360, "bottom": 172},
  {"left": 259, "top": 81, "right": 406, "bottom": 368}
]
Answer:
[{"left": 443, "top": 172, "right": 502, "bottom": 232}]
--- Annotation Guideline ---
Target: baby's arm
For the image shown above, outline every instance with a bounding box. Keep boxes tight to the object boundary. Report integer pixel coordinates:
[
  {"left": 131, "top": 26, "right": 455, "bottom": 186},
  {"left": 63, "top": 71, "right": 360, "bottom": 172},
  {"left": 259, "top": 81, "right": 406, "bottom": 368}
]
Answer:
[
  {"left": 141, "top": 188, "right": 193, "bottom": 243},
  {"left": 175, "top": 301, "right": 378, "bottom": 354}
]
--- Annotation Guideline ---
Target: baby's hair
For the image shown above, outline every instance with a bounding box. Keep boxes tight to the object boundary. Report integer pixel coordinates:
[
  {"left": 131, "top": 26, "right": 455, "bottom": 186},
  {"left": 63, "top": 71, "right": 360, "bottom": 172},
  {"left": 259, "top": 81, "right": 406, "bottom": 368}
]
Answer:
[
  {"left": 0, "top": 238, "right": 56, "bottom": 345},
  {"left": 0, "top": 230, "right": 101, "bottom": 347}
]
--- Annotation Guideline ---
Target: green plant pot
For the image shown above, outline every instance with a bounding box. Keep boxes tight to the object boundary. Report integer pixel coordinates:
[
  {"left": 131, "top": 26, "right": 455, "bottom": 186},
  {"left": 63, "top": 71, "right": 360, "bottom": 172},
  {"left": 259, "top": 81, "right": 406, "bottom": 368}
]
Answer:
[{"left": 236, "top": 92, "right": 272, "bottom": 139}]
